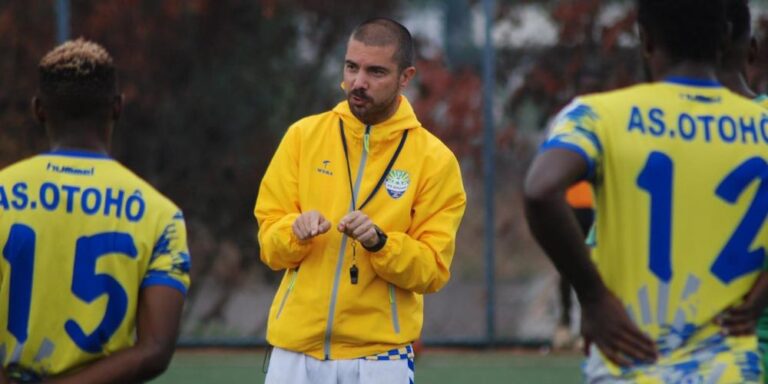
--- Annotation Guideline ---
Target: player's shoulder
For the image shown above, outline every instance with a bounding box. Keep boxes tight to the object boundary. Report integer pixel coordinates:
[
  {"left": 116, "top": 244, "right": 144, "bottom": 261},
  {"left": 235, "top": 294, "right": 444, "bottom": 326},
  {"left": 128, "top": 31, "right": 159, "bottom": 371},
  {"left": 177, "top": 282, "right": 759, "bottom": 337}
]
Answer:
[
  {"left": 551, "top": 87, "right": 634, "bottom": 126},
  {"left": 722, "top": 91, "right": 768, "bottom": 115},
  {"left": 108, "top": 163, "right": 182, "bottom": 214},
  {"left": 754, "top": 94, "right": 768, "bottom": 110},
  {"left": 573, "top": 83, "right": 656, "bottom": 109},
  {"left": 0, "top": 155, "right": 40, "bottom": 180}
]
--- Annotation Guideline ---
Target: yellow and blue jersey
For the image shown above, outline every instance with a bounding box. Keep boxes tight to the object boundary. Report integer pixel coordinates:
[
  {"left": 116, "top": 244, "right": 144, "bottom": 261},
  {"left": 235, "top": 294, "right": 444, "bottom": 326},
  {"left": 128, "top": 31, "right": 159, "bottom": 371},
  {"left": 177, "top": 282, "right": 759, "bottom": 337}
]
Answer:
[
  {"left": 546, "top": 78, "right": 768, "bottom": 382},
  {"left": 752, "top": 93, "right": 768, "bottom": 384},
  {"left": 754, "top": 94, "right": 768, "bottom": 110},
  {"left": 0, "top": 150, "right": 190, "bottom": 377}
]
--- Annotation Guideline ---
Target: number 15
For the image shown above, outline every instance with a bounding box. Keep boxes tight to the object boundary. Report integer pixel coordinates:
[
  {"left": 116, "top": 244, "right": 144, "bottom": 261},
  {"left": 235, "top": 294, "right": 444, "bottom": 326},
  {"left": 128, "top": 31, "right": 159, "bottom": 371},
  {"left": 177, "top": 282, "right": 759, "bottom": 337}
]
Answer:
[{"left": 3, "top": 224, "right": 138, "bottom": 353}]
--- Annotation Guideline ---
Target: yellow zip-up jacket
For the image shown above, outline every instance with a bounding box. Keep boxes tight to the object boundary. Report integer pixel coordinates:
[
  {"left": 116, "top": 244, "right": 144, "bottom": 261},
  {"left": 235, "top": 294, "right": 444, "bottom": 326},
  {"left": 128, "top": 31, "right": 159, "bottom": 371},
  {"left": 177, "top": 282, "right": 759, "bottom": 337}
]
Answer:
[{"left": 255, "top": 96, "right": 466, "bottom": 360}]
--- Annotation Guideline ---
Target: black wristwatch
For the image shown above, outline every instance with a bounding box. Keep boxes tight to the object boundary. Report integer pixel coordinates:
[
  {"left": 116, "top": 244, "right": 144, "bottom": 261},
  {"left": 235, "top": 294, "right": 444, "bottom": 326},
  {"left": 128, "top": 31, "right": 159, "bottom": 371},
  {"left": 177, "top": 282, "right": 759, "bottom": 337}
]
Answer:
[{"left": 363, "top": 226, "right": 387, "bottom": 252}]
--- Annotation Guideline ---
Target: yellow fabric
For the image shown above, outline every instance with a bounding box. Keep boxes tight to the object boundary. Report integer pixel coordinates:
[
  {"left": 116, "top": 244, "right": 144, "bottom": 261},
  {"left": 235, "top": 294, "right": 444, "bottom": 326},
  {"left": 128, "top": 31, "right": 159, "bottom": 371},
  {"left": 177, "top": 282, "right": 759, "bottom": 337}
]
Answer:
[
  {"left": 547, "top": 79, "right": 768, "bottom": 381},
  {"left": 255, "top": 96, "right": 466, "bottom": 360},
  {"left": 0, "top": 152, "right": 190, "bottom": 377},
  {"left": 753, "top": 94, "right": 768, "bottom": 110}
]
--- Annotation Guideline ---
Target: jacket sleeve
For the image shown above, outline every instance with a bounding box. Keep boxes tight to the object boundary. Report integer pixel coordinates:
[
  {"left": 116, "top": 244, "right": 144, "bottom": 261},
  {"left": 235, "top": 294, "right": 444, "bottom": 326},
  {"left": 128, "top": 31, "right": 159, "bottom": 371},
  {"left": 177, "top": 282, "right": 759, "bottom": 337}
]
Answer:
[
  {"left": 255, "top": 124, "right": 311, "bottom": 270},
  {"left": 369, "top": 151, "right": 467, "bottom": 294}
]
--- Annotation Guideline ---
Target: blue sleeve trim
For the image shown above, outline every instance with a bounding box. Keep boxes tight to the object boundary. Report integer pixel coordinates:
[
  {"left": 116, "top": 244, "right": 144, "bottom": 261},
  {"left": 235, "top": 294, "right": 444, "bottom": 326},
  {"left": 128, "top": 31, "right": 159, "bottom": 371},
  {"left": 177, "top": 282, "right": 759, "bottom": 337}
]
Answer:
[
  {"left": 141, "top": 274, "right": 188, "bottom": 296},
  {"left": 540, "top": 140, "right": 596, "bottom": 180}
]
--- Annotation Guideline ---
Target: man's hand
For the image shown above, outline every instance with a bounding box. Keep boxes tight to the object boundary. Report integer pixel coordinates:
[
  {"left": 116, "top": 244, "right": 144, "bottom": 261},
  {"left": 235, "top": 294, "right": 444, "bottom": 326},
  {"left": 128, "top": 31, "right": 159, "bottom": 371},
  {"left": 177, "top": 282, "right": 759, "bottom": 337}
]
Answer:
[
  {"left": 715, "top": 272, "right": 768, "bottom": 336},
  {"left": 338, "top": 211, "right": 379, "bottom": 248},
  {"left": 581, "top": 290, "right": 657, "bottom": 367},
  {"left": 292, "top": 210, "right": 331, "bottom": 241},
  {"left": 716, "top": 301, "right": 759, "bottom": 336}
]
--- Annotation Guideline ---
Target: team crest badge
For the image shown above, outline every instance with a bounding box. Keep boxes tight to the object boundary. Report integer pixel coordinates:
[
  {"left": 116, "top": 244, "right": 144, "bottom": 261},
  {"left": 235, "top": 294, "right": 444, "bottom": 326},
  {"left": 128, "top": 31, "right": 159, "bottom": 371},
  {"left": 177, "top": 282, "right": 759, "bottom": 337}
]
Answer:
[{"left": 385, "top": 170, "right": 409, "bottom": 199}]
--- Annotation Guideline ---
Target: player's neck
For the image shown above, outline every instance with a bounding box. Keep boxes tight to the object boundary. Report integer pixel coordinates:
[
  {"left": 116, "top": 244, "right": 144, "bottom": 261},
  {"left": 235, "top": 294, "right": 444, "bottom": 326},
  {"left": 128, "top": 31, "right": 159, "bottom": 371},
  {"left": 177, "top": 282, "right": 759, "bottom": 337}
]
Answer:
[
  {"left": 48, "top": 121, "right": 112, "bottom": 156},
  {"left": 50, "top": 144, "right": 110, "bottom": 157},
  {"left": 660, "top": 62, "right": 718, "bottom": 84},
  {"left": 50, "top": 137, "right": 110, "bottom": 156},
  {"left": 717, "top": 70, "right": 757, "bottom": 99}
]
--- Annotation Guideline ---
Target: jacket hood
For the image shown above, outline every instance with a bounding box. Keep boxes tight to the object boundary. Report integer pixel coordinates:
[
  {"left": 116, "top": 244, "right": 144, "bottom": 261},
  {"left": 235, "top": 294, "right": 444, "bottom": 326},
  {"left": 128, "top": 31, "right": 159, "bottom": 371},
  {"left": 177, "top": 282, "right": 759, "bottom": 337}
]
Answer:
[{"left": 332, "top": 95, "right": 422, "bottom": 141}]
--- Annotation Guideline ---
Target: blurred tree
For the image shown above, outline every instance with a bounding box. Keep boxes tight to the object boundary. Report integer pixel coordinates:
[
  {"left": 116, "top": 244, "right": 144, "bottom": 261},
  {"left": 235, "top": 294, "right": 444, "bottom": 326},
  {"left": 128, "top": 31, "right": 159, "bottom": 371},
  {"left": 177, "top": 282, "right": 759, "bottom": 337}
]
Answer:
[{"left": 0, "top": 0, "right": 400, "bottom": 292}]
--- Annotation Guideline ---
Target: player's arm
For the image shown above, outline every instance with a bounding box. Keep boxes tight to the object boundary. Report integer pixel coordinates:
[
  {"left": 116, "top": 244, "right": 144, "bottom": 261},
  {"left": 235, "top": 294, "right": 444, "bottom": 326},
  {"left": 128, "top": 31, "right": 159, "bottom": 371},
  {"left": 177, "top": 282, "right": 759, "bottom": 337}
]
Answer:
[
  {"left": 524, "top": 147, "right": 657, "bottom": 366},
  {"left": 255, "top": 123, "right": 314, "bottom": 270},
  {"left": 717, "top": 271, "right": 768, "bottom": 335},
  {"left": 0, "top": 366, "right": 9, "bottom": 384},
  {"left": 341, "top": 151, "right": 466, "bottom": 294},
  {"left": 45, "top": 286, "right": 183, "bottom": 384}
]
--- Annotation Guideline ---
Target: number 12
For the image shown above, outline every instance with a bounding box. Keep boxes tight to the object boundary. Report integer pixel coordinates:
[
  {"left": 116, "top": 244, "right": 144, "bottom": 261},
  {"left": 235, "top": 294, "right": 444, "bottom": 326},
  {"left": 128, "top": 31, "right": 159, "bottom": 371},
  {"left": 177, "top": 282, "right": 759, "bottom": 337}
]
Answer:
[{"left": 637, "top": 152, "right": 768, "bottom": 283}]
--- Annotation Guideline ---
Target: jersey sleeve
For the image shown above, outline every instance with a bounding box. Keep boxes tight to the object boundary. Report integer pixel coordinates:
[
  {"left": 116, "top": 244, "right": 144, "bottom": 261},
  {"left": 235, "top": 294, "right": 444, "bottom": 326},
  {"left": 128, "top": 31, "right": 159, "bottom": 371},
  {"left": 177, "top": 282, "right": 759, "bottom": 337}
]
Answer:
[
  {"left": 142, "top": 210, "right": 191, "bottom": 295},
  {"left": 542, "top": 98, "right": 604, "bottom": 180}
]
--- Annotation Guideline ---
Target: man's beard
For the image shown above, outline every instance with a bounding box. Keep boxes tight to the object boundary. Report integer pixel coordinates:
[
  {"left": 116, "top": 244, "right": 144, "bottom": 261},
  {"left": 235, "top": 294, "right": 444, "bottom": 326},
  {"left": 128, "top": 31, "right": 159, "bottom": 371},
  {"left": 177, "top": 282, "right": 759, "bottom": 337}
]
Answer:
[{"left": 347, "top": 88, "right": 397, "bottom": 124}]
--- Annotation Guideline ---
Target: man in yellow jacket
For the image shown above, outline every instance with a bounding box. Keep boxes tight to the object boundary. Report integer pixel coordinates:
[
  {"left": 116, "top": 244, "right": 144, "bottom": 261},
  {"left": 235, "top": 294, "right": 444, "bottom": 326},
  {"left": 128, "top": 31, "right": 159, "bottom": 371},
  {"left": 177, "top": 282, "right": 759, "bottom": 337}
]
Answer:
[{"left": 255, "top": 17, "right": 466, "bottom": 383}]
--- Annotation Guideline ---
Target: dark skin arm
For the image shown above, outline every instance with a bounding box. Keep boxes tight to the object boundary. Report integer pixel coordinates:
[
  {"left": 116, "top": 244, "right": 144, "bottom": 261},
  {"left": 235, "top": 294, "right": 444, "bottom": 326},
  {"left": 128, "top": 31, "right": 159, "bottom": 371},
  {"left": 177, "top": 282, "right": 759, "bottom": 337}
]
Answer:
[
  {"left": 717, "top": 272, "right": 768, "bottom": 336},
  {"left": 524, "top": 148, "right": 657, "bottom": 366},
  {"left": 44, "top": 286, "right": 184, "bottom": 384}
]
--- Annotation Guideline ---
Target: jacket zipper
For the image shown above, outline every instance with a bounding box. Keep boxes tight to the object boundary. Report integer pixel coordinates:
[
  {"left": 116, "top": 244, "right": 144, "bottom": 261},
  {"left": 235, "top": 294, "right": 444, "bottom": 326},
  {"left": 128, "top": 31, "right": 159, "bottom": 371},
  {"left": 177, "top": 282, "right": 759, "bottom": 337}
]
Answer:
[
  {"left": 389, "top": 284, "right": 400, "bottom": 333},
  {"left": 324, "top": 124, "right": 371, "bottom": 359},
  {"left": 275, "top": 268, "right": 298, "bottom": 319}
]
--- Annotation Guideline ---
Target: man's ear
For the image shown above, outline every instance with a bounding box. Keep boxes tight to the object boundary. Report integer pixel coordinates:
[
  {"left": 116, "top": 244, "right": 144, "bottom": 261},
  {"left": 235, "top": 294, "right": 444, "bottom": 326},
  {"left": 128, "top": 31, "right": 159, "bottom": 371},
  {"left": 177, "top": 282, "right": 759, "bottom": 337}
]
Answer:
[
  {"left": 639, "top": 26, "right": 653, "bottom": 60},
  {"left": 32, "top": 96, "right": 46, "bottom": 124},
  {"left": 112, "top": 94, "right": 124, "bottom": 120},
  {"left": 748, "top": 37, "right": 758, "bottom": 65},
  {"left": 400, "top": 66, "right": 416, "bottom": 89}
]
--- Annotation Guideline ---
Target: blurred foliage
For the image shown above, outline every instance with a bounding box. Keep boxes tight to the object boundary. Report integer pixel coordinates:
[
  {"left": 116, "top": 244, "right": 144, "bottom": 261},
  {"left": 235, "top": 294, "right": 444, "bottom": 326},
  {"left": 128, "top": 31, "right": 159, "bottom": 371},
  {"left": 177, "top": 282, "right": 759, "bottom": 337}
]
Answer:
[
  {"left": 0, "top": 0, "right": 400, "bottom": 281},
  {"left": 6, "top": 0, "right": 768, "bottom": 340}
]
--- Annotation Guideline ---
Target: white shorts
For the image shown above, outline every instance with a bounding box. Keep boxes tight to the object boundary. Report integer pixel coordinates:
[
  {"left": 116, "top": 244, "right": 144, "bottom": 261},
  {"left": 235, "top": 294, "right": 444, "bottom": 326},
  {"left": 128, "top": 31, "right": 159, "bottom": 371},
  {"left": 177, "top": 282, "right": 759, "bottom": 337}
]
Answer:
[{"left": 265, "top": 347, "right": 415, "bottom": 384}]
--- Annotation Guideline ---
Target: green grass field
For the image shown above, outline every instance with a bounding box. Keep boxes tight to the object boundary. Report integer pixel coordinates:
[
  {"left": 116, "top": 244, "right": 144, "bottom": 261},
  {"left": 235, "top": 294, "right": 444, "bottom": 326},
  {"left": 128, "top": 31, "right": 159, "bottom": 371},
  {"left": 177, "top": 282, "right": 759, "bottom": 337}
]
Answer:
[{"left": 150, "top": 348, "right": 583, "bottom": 383}]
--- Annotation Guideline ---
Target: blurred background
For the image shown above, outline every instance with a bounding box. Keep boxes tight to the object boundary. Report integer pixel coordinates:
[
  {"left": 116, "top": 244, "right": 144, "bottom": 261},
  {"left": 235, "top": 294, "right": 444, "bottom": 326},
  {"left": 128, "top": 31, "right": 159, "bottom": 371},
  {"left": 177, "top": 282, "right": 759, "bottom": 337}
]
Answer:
[{"left": 4, "top": 0, "right": 768, "bottom": 350}]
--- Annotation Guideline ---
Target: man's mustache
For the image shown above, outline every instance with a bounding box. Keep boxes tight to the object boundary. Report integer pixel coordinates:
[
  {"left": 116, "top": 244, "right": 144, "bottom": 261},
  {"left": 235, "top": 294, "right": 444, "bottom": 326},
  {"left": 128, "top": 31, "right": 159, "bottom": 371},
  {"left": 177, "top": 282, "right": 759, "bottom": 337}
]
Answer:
[{"left": 350, "top": 88, "right": 371, "bottom": 101}]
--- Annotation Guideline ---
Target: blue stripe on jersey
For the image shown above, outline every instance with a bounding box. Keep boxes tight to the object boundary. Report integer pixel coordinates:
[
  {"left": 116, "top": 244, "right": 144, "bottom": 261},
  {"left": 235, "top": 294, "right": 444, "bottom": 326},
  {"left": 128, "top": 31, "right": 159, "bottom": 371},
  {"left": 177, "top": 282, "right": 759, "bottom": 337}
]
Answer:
[
  {"left": 663, "top": 77, "right": 722, "bottom": 88},
  {"left": 573, "top": 126, "right": 604, "bottom": 153}
]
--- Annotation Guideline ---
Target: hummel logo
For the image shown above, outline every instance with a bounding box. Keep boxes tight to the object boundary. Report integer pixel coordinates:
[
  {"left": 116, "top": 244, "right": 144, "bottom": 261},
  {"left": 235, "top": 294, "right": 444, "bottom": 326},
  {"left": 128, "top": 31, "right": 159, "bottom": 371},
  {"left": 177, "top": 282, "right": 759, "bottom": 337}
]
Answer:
[{"left": 317, "top": 160, "right": 333, "bottom": 176}]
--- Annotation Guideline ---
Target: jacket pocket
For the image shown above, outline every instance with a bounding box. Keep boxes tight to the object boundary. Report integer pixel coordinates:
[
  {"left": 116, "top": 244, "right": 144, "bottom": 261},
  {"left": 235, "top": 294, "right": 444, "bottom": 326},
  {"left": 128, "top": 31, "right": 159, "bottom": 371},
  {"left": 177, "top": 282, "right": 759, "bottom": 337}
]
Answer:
[
  {"left": 389, "top": 283, "right": 400, "bottom": 334},
  {"left": 275, "top": 268, "right": 299, "bottom": 319}
]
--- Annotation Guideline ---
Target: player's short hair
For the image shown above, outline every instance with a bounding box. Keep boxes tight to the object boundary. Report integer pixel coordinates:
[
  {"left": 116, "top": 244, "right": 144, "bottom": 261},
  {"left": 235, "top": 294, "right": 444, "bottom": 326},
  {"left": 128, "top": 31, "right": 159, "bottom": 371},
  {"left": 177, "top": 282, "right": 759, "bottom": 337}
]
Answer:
[
  {"left": 726, "top": 0, "right": 751, "bottom": 42},
  {"left": 351, "top": 17, "right": 414, "bottom": 71},
  {"left": 38, "top": 38, "right": 117, "bottom": 120},
  {"left": 637, "top": 0, "right": 728, "bottom": 62}
]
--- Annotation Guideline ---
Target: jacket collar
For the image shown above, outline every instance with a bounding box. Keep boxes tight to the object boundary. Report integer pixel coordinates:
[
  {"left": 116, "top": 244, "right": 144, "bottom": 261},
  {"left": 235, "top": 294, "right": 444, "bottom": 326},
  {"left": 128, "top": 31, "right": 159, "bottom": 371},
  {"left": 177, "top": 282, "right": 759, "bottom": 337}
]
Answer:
[{"left": 333, "top": 95, "right": 421, "bottom": 142}]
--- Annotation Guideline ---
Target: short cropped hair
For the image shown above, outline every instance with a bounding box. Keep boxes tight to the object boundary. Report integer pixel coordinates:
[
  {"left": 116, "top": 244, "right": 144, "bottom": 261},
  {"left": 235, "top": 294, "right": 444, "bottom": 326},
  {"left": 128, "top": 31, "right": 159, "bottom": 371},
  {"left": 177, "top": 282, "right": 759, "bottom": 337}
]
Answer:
[
  {"left": 637, "top": 0, "right": 728, "bottom": 62},
  {"left": 726, "top": 0, "right": 751, "bottom": 42},
  {"left": 38, "top": 38, "right": 117, "bottom": 119},
  {"left": 351, "top": 18, "right": 414, "bottom": 71}
]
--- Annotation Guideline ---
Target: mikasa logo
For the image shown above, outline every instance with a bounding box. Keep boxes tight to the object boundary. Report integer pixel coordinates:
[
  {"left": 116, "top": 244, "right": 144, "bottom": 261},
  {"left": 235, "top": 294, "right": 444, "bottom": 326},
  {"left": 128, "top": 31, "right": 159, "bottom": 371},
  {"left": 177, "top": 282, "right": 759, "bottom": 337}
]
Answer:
[{"left": 317, "top": 160, "right": 333, "bottom": 176}]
